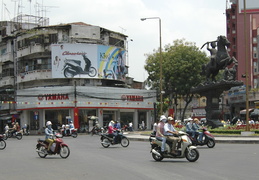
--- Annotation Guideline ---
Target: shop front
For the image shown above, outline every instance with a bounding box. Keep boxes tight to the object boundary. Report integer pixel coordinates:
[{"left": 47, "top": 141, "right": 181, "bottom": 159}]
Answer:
[{"left": 16, "top": 86, "right": 156, "bottom": 134}]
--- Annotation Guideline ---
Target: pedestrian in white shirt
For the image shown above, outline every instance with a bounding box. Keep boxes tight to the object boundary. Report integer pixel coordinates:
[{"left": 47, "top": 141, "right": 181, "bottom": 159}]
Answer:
[{"left": 164, "top": 117, "right": 180, "bottom": 155}]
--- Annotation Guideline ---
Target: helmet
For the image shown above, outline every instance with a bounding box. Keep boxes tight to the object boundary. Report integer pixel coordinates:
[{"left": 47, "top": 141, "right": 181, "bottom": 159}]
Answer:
[
  {"left": 160, "top": 115, "right": 167, "bottom": 121},
  {"left": 46, "top": 121, "right": 52, "bottom": 126},
  {"left": 168, "top": 117, "right": 174, "bottom": 121}
]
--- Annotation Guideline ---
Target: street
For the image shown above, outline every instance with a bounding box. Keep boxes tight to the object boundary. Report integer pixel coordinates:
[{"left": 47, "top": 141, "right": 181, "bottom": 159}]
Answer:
[{"left": 0, "top": 134, "right": 258, "bottom": 180}]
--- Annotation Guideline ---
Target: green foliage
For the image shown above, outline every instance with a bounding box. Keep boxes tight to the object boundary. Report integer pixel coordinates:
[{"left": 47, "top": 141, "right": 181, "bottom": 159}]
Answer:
[{"left": 144, "top": 39, "right": 209, "bottom": 116}]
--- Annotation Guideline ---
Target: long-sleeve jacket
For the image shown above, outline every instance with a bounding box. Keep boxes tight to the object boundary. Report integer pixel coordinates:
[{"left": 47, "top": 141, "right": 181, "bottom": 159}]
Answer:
[
  {"left": 192, "top": 123, "right": 200, "bottom": 132},
  {"left": 45, "top": 127, "right": 54, "bottom": 139}
]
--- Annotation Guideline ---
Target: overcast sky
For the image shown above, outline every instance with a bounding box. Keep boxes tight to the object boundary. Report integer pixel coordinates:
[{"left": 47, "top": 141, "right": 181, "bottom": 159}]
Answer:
[{"left": 1, "top": 0, "right": 229, "bottom": 82}]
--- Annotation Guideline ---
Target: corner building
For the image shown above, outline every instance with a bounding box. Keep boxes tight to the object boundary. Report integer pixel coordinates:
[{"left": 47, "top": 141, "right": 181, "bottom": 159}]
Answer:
[{"left": 0, "top": 19, "right": 156, "bottom": 134}]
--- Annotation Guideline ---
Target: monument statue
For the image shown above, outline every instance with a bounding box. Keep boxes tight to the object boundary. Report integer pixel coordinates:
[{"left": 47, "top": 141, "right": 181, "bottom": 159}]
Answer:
[
  {"left": 200, "top": 35, "right": 238, "bottom": 83},
  {"left": 191, "top": 35, "right": 242, "bottom": 128}
]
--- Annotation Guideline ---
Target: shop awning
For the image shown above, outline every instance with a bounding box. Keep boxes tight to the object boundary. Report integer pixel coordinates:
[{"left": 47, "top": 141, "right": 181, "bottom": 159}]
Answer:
[
  {"left": 240, "top": 108, "right": 254, "bottom": 115},
  {"left": 0, "top": 116, "right": 12, "bottom": 120}
]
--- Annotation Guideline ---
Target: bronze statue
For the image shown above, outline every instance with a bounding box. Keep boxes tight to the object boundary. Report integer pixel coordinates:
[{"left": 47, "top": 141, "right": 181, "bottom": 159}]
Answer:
[{"left": 201, "top": 35, "right": 238, "bottom": 82}]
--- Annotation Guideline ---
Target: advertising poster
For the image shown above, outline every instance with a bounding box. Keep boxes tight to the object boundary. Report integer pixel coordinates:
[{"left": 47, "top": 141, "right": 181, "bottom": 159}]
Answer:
[
  {"left": 98, "top": 45, "right": 126, "bottom": 80},
  {"left": 51, "top": 44, "right": 97, "bottom": 78},
  {"left": 51, "top": 44, "right": 126, "bottom": 81}
]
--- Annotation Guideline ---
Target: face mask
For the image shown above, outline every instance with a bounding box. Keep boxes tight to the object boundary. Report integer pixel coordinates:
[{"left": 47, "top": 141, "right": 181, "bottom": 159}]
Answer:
[{"left": 162, "top": 119, "right": 166, "bottom": 123}]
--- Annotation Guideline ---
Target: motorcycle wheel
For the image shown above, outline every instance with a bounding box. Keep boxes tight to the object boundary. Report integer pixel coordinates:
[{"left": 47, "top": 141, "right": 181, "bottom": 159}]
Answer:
[
  {"left": 38, "top": 146, "right": 47, "bottom": 158},
  {"left": 207, "top": 139, "right": 216, "bottom": 148},
  {"left": 88, "top": 67, "right": 97, "bottom": 77},
  {"left": 101, "top": 137, "right": 110, "bottom": 148},
  {"left": 3, "top": 134, "right": 8, "bottom": 140},
  {"left": 60, "top": 146, "right": 70, "bottom": 159},
  {"left": 120, "top": 137, "right": 129, "bottom": 147},
  {"left": 0, "top": 139, "right": 6, "bottom": 150},
  {"left": 185, "top": 148, "right": 199, "bottom": 162},
  {"left": 72, "top": 132, "right": 78, "bottom": 138},
  {"left": 64, "top": 68, "right": 75, "bottom": 78},
  {"left": 151, "top": 146, "right": 163, "bottom": 161},
  {"left": 16, "top": 133, "right": 22, "bottom": 140}
]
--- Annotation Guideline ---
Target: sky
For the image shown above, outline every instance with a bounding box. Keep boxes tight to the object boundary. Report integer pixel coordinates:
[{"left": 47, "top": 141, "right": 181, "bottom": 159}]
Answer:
[{"left": 1, "top": 0, "right": 230, "bottom": 82}]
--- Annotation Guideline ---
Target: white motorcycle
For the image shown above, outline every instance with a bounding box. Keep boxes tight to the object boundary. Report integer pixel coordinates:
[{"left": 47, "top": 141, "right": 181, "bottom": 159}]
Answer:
[{"left": 149, "top": 131, "right": 199, "bottom": 162}]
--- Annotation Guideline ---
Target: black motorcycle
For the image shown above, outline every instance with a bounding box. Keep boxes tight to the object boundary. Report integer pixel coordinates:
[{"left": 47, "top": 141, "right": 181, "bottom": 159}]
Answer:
[
  {"left": 5, "top": 130, "right": 22, "bottom": 140},
  {"left": 91, "top": 126, "right": 105, "bottom": 136},
  {"left": 63, "top": 54, "right": 97, "bottom": 78},
  {"left": 0, "top": 134, "right": 6, "bottom": 150},
  {"left": 100, "top": 130, "right": 129, "bottom": 148}
]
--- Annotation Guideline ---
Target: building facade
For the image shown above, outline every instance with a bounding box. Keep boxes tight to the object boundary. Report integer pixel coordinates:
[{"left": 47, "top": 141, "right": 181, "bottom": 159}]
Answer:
[
  {"left": 226, "top": 0, "right": 259, "bottom": 88},
  {"left": 0, "top": 16, "right": 156, "bottom": 134}
]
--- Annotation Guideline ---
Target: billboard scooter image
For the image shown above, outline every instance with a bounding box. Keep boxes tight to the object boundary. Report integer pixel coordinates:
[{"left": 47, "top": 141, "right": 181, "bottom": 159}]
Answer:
[{"left": 63, "top": 54, "right": 97, "bottom": 78}]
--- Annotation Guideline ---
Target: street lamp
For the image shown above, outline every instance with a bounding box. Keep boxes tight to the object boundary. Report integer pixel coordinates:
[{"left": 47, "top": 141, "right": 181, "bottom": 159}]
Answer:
[{"left": 141, "top": 17, "right": 163, "bottom": 115}]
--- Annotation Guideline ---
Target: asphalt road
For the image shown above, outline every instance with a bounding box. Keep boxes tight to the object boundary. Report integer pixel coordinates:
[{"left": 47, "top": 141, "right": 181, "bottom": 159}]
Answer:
[{"left": 0, "top": 134, "right": 258, "bottom": 180}]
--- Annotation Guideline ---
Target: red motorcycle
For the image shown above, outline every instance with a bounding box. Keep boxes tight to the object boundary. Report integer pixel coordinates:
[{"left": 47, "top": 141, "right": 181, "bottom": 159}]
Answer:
[
  {"left": 187, "top": 127, "right": 216, "bottom": 148},
  {"left": 36, "top": 134, "right": 70, "bottom": 158},
  {"left": 0, "top": 134, "right": 6, "bottom": 150}
]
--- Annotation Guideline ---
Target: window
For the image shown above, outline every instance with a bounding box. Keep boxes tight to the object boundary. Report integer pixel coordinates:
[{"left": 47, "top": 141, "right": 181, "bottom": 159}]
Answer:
[{"left": 253, "top": 37, "right": 257, "bottom": 44}]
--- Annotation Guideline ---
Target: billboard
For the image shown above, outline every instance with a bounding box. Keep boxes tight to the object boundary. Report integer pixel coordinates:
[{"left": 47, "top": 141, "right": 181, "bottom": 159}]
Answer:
[
  {"left": 51, "top": 44, "right": 126, "bottom": 80},
  {"left": 238, "top": 0, "right": 259, "bottom": 13}
]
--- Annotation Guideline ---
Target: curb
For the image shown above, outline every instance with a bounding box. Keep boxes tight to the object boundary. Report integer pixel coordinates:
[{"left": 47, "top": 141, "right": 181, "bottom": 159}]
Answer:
[{"left": 126, "top": 136, "right": 259, "bottom": 144}]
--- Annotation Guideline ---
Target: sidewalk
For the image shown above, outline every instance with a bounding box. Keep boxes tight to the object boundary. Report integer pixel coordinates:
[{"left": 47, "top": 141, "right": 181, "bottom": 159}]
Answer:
[{"left": 124, "top": 132, "right": 259, "bottom": 144}]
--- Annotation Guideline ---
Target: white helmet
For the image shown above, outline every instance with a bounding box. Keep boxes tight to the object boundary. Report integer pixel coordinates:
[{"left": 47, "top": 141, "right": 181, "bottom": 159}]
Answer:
[
  {"left": 160, "top": 115, "right": 167, "bottom": 121},
  {"left": 168, "top": 117, "right": 174, "bottom": 121},
  {"left": 46, "top": 121, "right": 52, "bottom": 126}
]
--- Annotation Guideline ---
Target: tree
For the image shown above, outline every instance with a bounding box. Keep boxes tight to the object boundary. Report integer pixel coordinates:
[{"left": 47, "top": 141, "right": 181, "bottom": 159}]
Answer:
[{"left": 144, "top": 39, "right": 208, "bottom": 120}]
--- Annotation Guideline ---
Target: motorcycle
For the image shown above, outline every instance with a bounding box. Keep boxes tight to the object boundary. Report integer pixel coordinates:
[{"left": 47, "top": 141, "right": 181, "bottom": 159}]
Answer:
[
  {"left": 0, "top": 134, "right": 6, "bottom": 150},
  {"left": 91, "top": 126, "right": 105, "bottom": 136},
  {"left": 63, "top": 54, "right": 97, "bottom": 78},
  {"left": 59, "top": 128, "right": 78, "bottom": 138},
  {"left": 36, "top": 133, "right": 70, "bottom": 158},
  {"left": 187, "top": 127, "right": 216, "bottom": 148},
  {"left": 4, "top": 130, "right": 23, "bottom": 140},
  {"left": 100, "top": 130, "right": 129, "bottom": 148},
  {"left": 149, "top": 131, "right": 199, "bottom": 162},
  {"left": 22, "top": 127, "right": 30, "bottom": 136}
]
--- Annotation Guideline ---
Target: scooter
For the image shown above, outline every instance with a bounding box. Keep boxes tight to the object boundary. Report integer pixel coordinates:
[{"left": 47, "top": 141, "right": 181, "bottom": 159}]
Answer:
[
  {"left": 100, "top": 130, "right": 129, "bottom": 148},
  {"left": 36, "top": 133, "right": 70, "bottom": 158},
  {"left": 187, "top": 127, "right": 216, "bottom": 148},
  {"left": 63, "top": 54, "right": 97, "bottom": 78},
  {"left": 0, "top": 134, "right": 6, "bottom": 150},
  {"left": 150, "top": 131, "right": 199, "bottom": 162},
  {"left": 60, "top": 128, "right": 78, "bottom": 138}
]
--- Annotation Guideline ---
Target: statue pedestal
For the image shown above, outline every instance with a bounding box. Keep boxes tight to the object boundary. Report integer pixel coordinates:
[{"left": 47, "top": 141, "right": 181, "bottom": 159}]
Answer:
[{"left": 191, "top": 80, "right": 243, "bottom": 128}]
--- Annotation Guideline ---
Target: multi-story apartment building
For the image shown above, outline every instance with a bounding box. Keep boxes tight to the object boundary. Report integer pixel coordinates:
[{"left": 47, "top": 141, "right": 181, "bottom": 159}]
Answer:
[
  {"left": 0, "top": 15, "right": 156, "bottom": 134},
  {"left": 226, "top": 0, "right": 259, "bottom": 88}
]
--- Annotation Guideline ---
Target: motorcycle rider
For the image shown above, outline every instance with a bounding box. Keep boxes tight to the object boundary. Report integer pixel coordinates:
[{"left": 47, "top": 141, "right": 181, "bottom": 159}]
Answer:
[
  {"left": 9, "top": 122, "right": 17, "bottom": 136},
  {"left": 69, "top": 121, "right": 75, "bottom": 135},
  {"left": 155, "top": 115, "right": 167, "bottom": 154},
  {"left": 45, "top": 121, "right": 55, "bottom": 153},
  {"left": 192, "top": 118, "right": 203, "bottom": 143},
  {"left": 164, "top": 117, "right": 180, "bottom": 155},
  {"left": 108, "top": 120, "right": 118, "bottom": 144},
  {"left": 186, "top": 118, "right": 194, "bottom": 138}
]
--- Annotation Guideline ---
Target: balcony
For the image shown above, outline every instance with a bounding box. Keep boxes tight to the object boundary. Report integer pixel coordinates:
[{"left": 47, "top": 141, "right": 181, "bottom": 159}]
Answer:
[
  {"left": 17, "top": 69, "right": 52, "bottom": 83},
  {"left": 0, "top": 76, "right": 14, "bottom": 87},
  {"left": 16, "top": 43, "right": 45, "bottom": 57},
  {"left": 0, "top": 52, "right": 13, "bottom": 63}
]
